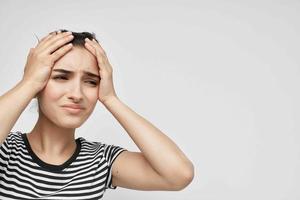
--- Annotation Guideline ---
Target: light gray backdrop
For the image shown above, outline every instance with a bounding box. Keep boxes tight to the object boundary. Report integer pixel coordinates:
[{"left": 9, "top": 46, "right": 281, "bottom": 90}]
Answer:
[{"left": 0, "top": 0, "right": 299, "bottom": 199}]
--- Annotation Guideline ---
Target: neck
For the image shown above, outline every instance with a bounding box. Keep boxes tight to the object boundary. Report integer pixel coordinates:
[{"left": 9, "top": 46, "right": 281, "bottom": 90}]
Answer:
[{"left": 28, "top": 114, "right": 77, "bottom": 156}]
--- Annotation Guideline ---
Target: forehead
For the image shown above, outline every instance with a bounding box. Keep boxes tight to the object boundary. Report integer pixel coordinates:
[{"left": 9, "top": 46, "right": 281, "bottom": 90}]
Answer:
[{"left": 52, "top": 47, "right": 98, "bottom": 73}]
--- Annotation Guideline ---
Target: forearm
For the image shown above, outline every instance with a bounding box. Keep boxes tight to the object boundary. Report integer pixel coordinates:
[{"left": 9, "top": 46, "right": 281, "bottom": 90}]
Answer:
[
  {"left": 0, "top": 80, "right": 38, "bottom": 144},
  {"left": 103, "top": 97, "right": 194, "bottom": 184}
]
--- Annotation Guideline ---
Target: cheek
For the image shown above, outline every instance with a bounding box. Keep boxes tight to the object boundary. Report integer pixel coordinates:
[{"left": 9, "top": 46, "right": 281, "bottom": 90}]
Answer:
[
  {"left": 42, "top": 82, "right": 63, "bottom": 100},
  {"left": 86, "top": 88, "right": 99, "bottom": 105},
  {"left": 38, "top": 82, "right": 64, "bottom": 108}
]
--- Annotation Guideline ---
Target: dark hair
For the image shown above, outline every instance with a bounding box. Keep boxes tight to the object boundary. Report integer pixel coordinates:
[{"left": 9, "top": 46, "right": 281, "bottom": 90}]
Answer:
[
  {"left": 35, "top": 29, "right": 99, "bottom": 47},
  {"left": 60, "top": 29, "right": 99, "bottom": 46}
]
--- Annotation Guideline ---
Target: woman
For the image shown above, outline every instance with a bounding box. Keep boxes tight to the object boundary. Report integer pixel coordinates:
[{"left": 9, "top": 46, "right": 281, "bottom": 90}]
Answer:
[{"left": 0, "top": 29, "right": 194, "bottom": 199}]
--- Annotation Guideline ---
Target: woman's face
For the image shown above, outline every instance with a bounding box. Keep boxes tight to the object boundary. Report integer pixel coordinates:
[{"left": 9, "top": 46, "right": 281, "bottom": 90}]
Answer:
[{"left": 37, "top": 47, "right": 100, "bottom": 129}]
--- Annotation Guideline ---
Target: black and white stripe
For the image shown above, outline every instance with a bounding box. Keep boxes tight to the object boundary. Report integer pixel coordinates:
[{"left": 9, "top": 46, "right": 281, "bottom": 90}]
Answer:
[{"left": 0, "top": 131, "right": 127, "bottom": 200}]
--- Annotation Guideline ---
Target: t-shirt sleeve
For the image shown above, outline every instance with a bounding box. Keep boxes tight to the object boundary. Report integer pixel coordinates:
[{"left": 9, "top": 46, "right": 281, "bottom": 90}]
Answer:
[
  {"left": 102, "top": 143, "right": 127, "bottom": 190},
  {"left": 0, "top": 132, "right": 15, "bottom": 171}
]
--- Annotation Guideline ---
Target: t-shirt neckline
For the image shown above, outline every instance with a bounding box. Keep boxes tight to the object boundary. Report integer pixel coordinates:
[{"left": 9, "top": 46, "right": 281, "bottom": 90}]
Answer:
[{"left": 21, "top": 133, "right": 81, "bottom": 172}]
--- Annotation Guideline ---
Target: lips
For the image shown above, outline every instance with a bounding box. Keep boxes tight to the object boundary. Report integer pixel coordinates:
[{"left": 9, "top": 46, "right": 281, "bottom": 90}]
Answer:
[
  {"left": 61, "top": 104, "right": 85, "bottom": 114},
  {"left": 62, "top": 104, "right": 85, "bottom": 109}
]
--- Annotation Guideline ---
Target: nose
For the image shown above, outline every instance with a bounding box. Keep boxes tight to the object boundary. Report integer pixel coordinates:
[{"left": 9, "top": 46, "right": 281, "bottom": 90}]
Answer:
[{"left": 67, "top": 80, "right": 84, "bottom": 102}]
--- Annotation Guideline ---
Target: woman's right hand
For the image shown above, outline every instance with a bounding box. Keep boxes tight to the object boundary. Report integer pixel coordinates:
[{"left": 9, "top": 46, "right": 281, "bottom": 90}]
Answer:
[{"left": 22, "top": 30, "right": 74, "bottom": 93}]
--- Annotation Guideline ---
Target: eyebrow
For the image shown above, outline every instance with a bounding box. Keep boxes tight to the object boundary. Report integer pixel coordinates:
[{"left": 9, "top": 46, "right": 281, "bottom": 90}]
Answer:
[{"left": 53, "top": 68, "right": 100, "bottom": 80}]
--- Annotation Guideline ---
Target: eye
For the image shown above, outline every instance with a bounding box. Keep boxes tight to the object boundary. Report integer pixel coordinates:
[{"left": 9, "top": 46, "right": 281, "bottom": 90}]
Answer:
[
  {"left": 86, "top": 80, "right": 98, "bottom": 86},
  {"left": 53, "top": 76, "right": 98, "bottom": 86},
  {"left": 53, "top": 75, "right": 68, "bottom": 80}
]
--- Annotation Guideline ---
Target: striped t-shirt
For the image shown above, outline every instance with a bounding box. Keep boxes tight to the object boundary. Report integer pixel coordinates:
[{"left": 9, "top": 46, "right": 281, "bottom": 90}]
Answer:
[{"left": 0, "top": 131, "right": 127, "bottom": 200}]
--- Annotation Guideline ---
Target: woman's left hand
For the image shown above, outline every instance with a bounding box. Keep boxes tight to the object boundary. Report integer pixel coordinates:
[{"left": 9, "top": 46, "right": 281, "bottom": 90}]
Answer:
[{"left": 84, "top": 38, "right": 118, "bottom": 104}]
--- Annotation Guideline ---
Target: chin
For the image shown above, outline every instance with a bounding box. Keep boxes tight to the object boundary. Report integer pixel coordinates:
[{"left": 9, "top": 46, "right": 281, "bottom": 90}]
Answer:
[
  {"left": 53, "top": 115, "right": 89, "bottom": 129},
  {"left": 57, "top": 120, "right": 85, "bottom": 129}
]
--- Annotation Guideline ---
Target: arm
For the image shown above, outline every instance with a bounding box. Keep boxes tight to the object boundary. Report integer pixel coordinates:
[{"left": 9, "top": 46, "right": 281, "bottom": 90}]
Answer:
[
  {"left": 0, "top": 31, "right": 75, "bottom": 145},
  {"left": 103, "top": 96, "right": 194, "bottom": 191},
  {"left": 83, "top": 38, "right": 194, "bottom": 190},
  {"left": 0, "top": 80, "right": 38, "bottom": 144}
]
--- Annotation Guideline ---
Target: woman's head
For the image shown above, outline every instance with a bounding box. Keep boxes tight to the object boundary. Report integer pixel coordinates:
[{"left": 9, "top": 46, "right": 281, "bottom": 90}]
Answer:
[{"left": 34, "top": 29, "right": 100, "bottom": 129}]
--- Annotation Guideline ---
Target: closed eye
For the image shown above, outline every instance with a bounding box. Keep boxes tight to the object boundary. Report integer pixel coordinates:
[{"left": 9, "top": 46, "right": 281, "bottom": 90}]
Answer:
[
  {"left": 86, "top": 80, "right": 98, "bottom": 86},
  {"left": 53, "top": 76, "right": 67, "bottom": 80},
  {"left": 53, "top": 76, "right": 98, "bottom": 86}
]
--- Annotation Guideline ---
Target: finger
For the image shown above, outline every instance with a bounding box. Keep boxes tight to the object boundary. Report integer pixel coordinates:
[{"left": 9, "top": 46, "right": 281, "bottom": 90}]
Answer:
[
  {"left": 84, "top": 42, "right": 105, "bottom": 71},
  {"left": 91, "top": 38, "right": 107, "bottom": 55},
  {"left": 85, "top": 38, "right": 107, "bottom": 60},
  {"left": 34, "top": 33, "right": 53, "bottom": 48},
  {"left": 84, "top": 39, "right": 106, "bottom": 64},
  {"left": 34, "top": 31, "right": 59, "bottom": 48},
  {"left": 40, "top": 32, "right": 73, "bottom": 54},
  {"left": 41, "top": 30, "right": 61, "bottom": 42},
  {"left": 40, "top": 34, "right": 53, "bottom": 43},
  {"left": 84, "top": 41, "right": 96, "bottom": 56},
  {"left": 50, "top": 30, "right": 60, "bottom": 34},
  {"left": 46, "top": 34, "right": 74, "bottom": 54},
  {"left": 84, "top": 38, "right": 112, "bottom": 72},
  {"left": 50, "top": 43, "right": 73, "bottom": 62},
  {"left": 43, "top": 31, "right": 72, "bottom": 47}
]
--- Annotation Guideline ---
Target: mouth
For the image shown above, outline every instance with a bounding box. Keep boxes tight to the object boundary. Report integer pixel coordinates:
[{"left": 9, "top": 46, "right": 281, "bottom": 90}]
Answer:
[{"left": 62, "top": 106, "right": 84, "bottom": 114}]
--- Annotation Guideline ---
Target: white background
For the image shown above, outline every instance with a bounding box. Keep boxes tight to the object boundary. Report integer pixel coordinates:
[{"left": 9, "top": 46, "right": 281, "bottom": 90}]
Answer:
[{"left": 0, "top": 0, "right": 299, "bottom": 199}]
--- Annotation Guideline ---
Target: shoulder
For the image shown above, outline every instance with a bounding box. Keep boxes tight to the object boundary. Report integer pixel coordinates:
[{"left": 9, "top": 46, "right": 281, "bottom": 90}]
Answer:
[
  {"left": 79, "top": 137, "right": 125, "bottom": 150},
  {"left": 78, "top": 137, "right": 126, "bottom": 155},
  {"left": 78, "top": 137, "right": 127, "bottom": 163},
  {"left": 7, "top": 131, "right": 22, "bottom": 139},
  {"left": 2, "top": 131, "right": 23, "bottom": 146},
  {"left": 0, "top": 131, "right": 24, "bottom": 159}
]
